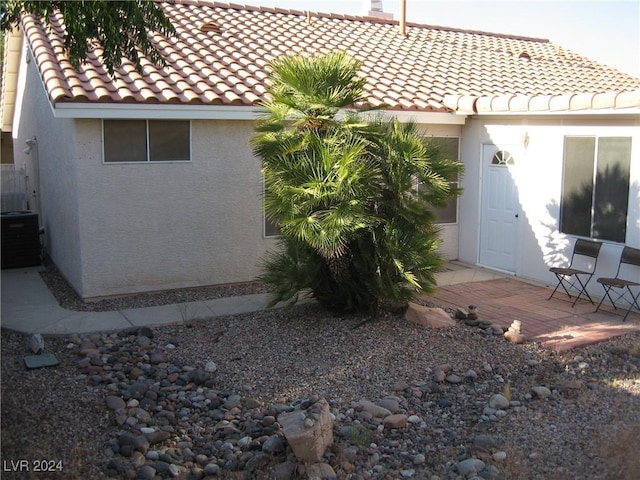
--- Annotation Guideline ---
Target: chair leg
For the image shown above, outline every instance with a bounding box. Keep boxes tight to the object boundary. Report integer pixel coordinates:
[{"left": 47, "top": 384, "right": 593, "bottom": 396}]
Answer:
[
  {"left": 621, "top": 286, "right": 640, "bottom": 322},
  {"left": 596, "top": 284, "right": 618, "bottom": 313},
  {"left": 571, "top": 275, "right": 595, "bottom": 306},
  {"left": 558, "top": 277, "right": 574, "bottom": 299},
  {"left": 596, "top": 283, "right": 616, "bottom": 312},
  {"left": 548, "top": 274, "right": 573, "bottom": 301},
  {"left": 548, "top": 275, "right": 561, "bottom": 300}
]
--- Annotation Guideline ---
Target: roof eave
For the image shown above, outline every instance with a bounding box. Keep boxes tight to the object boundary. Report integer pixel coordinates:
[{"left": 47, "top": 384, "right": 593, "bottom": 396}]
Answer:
[
  {"left": 52, "top": 102, "right": 264, "bottom": 120},
  {"left": 51, "top": 102, "right": 468, "bottom": 124},
  {"left": 1, "top": 28, "right": 24, "bottom": 132}
]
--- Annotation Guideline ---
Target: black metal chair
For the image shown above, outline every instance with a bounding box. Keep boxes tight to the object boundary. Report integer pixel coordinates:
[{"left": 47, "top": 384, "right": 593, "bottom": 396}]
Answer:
[
  {"left": 595, "top": 246, "right": 640, "bottom": 321},
  {"left": 548, "top": 238, "right": 603, "bottom": 306}
]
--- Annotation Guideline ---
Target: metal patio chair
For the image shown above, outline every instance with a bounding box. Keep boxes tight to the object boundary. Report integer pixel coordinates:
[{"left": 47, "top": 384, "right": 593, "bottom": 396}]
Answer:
[
  {"left": 595, "top": 246, "right": 640, "bottom": 321},
  {"left": 548, "top": 238, "right": 603, "bottom": 306}
]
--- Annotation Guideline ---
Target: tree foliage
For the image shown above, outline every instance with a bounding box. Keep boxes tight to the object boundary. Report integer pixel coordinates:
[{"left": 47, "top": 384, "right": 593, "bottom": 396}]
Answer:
[
  {"left": 0, "top": 0, "right": 175, "bottom": 74},
  {"left": 252, "top": 52, "right": 463, "bottom": 313}
]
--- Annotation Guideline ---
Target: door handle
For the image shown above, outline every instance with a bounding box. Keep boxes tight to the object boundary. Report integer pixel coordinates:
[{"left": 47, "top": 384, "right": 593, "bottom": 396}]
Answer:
[{"left": 515, "top": 214, "right": 519, "bottom": 218}]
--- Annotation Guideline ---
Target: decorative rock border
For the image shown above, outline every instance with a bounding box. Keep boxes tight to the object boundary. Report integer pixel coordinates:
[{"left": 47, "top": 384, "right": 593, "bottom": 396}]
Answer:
[{"left": 455, "top": 306, "right": 529, "bottom": 344}]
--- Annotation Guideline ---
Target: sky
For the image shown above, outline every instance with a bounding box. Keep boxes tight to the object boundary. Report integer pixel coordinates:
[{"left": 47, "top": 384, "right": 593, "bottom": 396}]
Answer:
[{"left": 233, "top": 0, "right": 640, "bottom": 77}]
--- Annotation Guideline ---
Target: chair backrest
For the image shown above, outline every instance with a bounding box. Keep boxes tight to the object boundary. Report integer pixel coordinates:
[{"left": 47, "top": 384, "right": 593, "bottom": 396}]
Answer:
[
  {"left": 620, "top": 246, "right": 640, "bottom": 268},
  {"left": 612, "top": 246, "right": 640, "bottom": 281},
  {"left": 573, "top": 238, "right": 603, "bottom": 259},
  {"left": 569, "top": 239, "right": 602, "bottom": 272}
]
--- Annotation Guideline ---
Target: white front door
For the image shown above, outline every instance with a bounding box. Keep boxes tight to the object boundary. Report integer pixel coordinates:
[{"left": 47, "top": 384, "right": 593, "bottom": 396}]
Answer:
[{"left": 479, "top": 145, "right": 520, "bottom": 273}]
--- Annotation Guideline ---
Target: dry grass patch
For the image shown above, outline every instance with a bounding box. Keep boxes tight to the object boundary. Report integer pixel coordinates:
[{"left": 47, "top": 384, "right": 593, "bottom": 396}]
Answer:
[{"left": 598, "top": 420, "right": 640, "bottom": 480}]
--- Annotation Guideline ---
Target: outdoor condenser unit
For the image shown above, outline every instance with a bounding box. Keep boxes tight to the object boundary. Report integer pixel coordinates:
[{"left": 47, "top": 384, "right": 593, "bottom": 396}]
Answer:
[{"left": 1, "top": 211, "right": 41, "bottom": 269}]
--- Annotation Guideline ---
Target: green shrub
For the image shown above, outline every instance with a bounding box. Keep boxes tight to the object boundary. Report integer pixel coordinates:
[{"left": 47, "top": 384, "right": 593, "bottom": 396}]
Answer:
[{"left": 252, "top": 52, "right": 462, "bottom": 313}]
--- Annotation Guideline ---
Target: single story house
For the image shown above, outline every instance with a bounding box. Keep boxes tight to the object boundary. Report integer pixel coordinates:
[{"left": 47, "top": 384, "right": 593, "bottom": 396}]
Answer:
[{"left": 2, "top": 0, "right": 639, "bottom": 301}]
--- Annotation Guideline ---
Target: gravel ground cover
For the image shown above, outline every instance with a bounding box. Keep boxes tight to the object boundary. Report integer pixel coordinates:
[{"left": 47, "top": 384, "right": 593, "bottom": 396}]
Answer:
[
  {"left": 39, "top": 262, "right": 267, "bottom": 312},
  {"left": 2, "top": 294, "right": 640, "bottom": 479}
]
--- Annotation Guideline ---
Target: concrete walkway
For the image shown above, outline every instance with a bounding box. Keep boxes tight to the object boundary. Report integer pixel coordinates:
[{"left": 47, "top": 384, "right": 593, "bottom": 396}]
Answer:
[
  {"left": 2, "top": 263, "right": 638, "bottom": 353},
  {"left": 1, "top": 262, "right": 502, "bottom": 335},
  {"left": 1, "top": 267, "right": 288, "bottom": 335}
]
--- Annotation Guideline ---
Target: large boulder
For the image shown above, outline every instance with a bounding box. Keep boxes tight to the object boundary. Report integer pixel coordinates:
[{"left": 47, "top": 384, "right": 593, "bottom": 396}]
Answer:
[
  {"left": 405, "top": 303, "right": 455, "bottom": 328},
  {"left": 278, "top": 398, "right": 333, "bottom": 463}
]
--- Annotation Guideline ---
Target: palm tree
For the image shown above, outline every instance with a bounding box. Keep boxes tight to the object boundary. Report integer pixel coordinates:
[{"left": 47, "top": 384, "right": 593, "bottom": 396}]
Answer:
[{"left": 251, "top": 51, "right": 462, "bottom": 313}]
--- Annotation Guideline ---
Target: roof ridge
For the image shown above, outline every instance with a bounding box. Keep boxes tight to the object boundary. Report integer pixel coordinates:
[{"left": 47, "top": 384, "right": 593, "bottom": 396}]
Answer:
[{"left": 164, "top": 0, "right": 551, "bottom": 44}]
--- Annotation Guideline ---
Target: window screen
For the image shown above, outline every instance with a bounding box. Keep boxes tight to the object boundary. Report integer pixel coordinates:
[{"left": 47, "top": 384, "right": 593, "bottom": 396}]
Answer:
[
  {"left": 104, "top": 120, "right": 147, "bottom": 162},
  {"left": 149, "top": 120, "right": 191, "bottom": 161}
]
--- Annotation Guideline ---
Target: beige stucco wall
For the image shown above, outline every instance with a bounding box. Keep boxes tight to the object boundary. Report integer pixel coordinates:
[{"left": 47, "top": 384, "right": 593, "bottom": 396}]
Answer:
[
  {"left": 73, "top": 119, "right": 278, "bottom": 298},
  {"left": 13, "top": 43, "right": 83, "bottom": 289},
  {"left": 458, "top": 114, "right": 640, "bottom": 298}
]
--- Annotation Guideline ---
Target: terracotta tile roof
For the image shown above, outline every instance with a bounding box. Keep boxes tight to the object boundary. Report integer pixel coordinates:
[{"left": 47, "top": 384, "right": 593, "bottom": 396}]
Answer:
[{"left": 20, "top": 0, "right": 640, "bottom": 114}]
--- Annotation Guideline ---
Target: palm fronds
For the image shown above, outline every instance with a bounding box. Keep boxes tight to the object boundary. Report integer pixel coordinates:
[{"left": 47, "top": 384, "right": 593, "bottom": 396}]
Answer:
[{"left": 251, "top": 52, "right": 463, "bottom": 313}]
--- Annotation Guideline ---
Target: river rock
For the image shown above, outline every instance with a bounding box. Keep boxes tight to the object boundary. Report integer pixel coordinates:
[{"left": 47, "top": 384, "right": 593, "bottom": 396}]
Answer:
[
  {"left": 262, "top": 435, "right": 286, "bottom": 454},
  {"left": 272, "top": 461, "right": 296, "bottom": 480},
  {"left": 489, "top": 393, "right": 510, "bottom": 409},
  {"left": 358, "top": 400, "right": 392, "bottom": 418},
  {"left": 532, "top": 386, "right": 552, "bottom": 399},
  {"left": 305, "top": 462, "right": 337, "bottom": 480},
  {"left": 456, "top": 458, "right": 485, "bottom": 476},
  {"left": 382, "top": 414, "right": 408, "bottom": 429},
  {"left": 376, "top": 397, "right": 401, "bottom": 413},
  {"left": 106, "top": 395, "right": 126, "bottom": 410}
]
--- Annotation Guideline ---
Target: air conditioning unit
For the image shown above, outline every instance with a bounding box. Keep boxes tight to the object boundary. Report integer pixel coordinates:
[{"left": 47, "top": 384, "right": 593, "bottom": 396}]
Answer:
[{"left": 1, "top": 211, "right": 41, "bottom": 269}]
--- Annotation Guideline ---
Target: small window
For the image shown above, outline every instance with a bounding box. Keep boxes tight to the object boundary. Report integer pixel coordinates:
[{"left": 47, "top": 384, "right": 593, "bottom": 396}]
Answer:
[
  {"left": 431, "top": 183, "right": 458, "bottom": 224},
  {"left": 420, "top": 137, "right": 460, "bottom": 224},
  {"left": 491, "top": 150, "right": 514, "bottom": 166},
  {"left": 264, "top": 217, "right": 280, "bottom": 237},
  {"left": 103, "top": 120, "right": 191, "bottom": 163}
]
